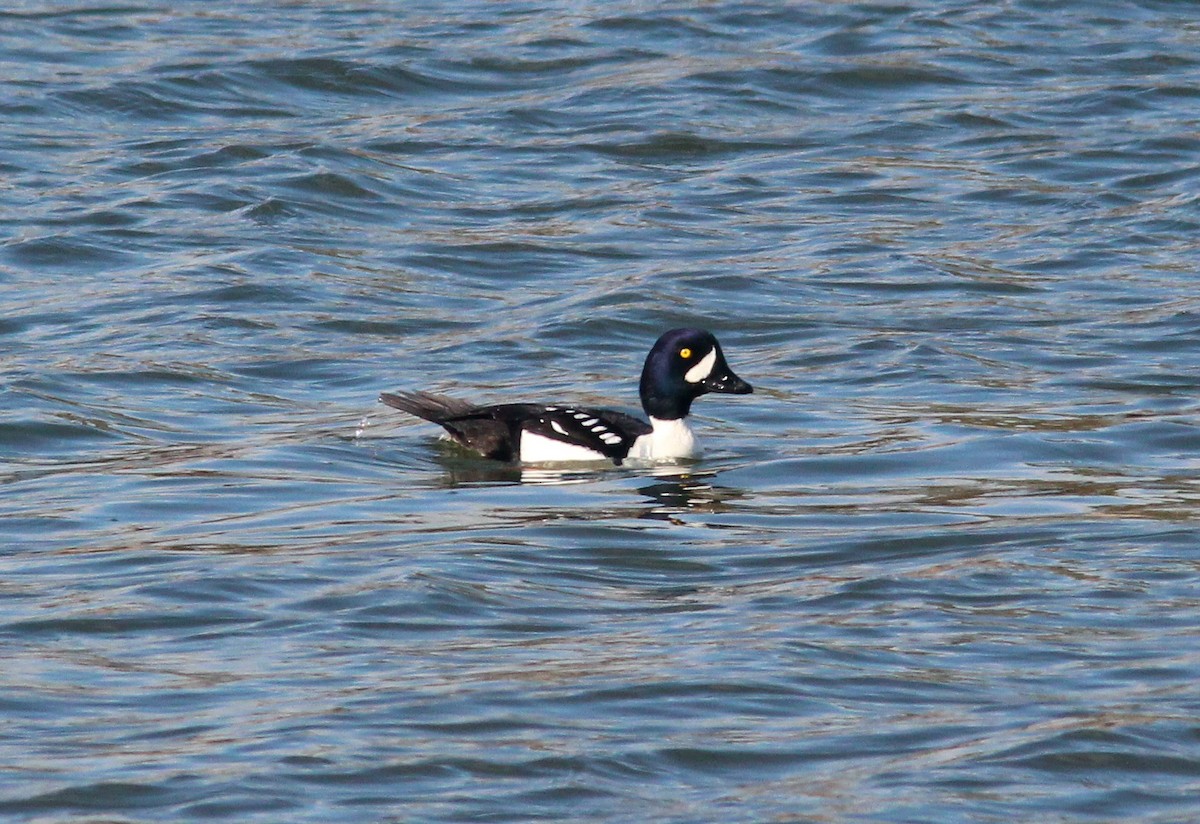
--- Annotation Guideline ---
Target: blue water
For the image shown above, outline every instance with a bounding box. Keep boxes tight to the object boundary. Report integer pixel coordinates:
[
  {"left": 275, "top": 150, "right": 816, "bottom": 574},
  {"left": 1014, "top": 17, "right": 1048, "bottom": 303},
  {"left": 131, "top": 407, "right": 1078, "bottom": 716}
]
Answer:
[{"left": 2, "top": 1, "right": 1199, "bottom": 821}]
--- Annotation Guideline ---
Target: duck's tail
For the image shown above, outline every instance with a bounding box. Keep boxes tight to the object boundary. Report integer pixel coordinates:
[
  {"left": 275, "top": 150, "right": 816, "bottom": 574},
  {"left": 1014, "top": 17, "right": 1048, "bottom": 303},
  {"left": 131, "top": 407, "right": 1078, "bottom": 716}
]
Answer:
[
  {"left": 379, "top": 391, "right": 515, "bottom": 461},
  {"left": 379, "top": 391, "right": 476, "bottom": 423}
]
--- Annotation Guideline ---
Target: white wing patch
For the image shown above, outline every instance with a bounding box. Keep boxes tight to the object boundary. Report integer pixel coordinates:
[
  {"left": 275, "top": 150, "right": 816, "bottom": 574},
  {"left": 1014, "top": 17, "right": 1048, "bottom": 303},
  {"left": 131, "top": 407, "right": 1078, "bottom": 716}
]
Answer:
[
  {"left": 521, "top": 408, "right": 635, "bottom": 462},
  {"left": 520, "top": 430, "right": 610, "bottom": 463},
  {"left": 684, "top": 349, "right": 717, "bottom": 383}
]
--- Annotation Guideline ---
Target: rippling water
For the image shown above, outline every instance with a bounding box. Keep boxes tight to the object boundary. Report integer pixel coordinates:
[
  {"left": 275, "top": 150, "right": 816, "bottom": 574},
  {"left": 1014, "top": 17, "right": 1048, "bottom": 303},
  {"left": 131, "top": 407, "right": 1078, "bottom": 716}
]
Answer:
[{"left": 3, "top": 1, "right": 1199, "bottom": 821}]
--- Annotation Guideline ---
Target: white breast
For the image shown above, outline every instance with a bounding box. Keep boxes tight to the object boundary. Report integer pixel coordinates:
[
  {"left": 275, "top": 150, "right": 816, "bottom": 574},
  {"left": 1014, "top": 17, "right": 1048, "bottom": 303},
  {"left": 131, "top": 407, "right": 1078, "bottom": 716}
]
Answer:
[
  {"left": 519, "top": 429, "right": 610, "bottom": 463},
  {"left": 628, "top": 417, "right": 698, "bottom": 461}
]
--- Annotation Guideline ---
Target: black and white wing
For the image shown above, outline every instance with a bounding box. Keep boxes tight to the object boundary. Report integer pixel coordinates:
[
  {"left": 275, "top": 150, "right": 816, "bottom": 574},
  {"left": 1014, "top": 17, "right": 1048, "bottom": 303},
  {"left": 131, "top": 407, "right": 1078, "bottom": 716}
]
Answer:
[
  {"left": 380, "top": 393, "right": 652, "bottom": 465},
  {"left": 513, "top": 405, "right": 652, "bottom": 464}
]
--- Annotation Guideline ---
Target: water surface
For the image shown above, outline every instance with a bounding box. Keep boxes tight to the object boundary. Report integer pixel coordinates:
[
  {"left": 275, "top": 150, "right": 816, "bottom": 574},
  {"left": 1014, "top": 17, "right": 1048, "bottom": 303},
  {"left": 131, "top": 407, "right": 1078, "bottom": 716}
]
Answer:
[{"left": 2, "top": 1, "right": 1199, "bottom": 821}]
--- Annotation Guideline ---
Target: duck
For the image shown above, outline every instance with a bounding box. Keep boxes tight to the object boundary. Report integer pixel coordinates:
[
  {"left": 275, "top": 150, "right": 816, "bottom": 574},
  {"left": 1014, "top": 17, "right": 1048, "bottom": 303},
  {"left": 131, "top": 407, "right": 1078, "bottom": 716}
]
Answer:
[{"left": 380, "top": 328, "right": 752, "bottom": 465}]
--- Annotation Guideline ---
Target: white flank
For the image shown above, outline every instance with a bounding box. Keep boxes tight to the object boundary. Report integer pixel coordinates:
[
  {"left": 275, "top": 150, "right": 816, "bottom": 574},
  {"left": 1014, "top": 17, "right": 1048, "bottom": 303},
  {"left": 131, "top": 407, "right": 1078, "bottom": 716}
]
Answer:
[
  {"left": 628, "top": 417, "right": 698, "bottom": 461},
  {"left": 684, "top": 349, "right": 717, "bottom": 383},
  {"left": 520, "top": 430, "right": 610, "bottom": 463}
]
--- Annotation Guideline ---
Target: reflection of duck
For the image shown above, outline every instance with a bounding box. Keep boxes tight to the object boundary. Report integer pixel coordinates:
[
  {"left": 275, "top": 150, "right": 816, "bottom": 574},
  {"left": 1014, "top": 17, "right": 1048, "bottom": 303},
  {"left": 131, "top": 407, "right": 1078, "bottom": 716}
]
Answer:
[
  {"left": 380, "top": 329, "right": 751, "bottom": 465},
  {"left": 636, "top": 468, "right": 748, "bottom": 520},
  {"left": 414, "top": 439, "right": 615, "bottom": 486}
]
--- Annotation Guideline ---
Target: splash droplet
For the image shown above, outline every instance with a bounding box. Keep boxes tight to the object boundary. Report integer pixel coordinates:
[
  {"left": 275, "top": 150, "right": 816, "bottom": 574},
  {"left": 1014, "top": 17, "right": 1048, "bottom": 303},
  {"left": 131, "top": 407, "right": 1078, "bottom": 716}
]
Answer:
[{"left": 353, "top": 415, "right": 372, "bottom": 441}]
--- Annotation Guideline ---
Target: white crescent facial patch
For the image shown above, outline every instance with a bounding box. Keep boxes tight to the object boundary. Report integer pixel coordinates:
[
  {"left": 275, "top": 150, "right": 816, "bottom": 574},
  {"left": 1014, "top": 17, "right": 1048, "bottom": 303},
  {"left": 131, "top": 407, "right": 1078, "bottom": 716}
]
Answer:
[{"left": 684, "top": 348, "right": 718, "bottom": 383}]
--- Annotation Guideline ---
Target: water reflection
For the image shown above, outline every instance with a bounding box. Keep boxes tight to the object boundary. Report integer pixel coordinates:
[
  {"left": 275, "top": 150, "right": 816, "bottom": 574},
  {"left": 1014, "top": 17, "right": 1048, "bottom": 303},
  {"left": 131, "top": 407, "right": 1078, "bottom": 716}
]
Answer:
[
  {"left": 423, "top": 445, "right": 750, "bottom": 522},
  {"left": 428, "top": 451, "right": 611, "bottom": 487},
  {"left": 636, "top": 467, "right": 749, "bottom": 522}
]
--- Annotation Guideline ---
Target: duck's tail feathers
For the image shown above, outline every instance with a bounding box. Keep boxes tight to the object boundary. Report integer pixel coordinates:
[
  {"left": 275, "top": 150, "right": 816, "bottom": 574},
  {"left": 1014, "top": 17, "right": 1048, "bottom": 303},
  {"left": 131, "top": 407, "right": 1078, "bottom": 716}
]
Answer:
[
  {"left": 380, "top": 390, "right": 515, "bottom": 461},
  {"left": 379, "top": 391, "right": 477, "bottom": 423}
]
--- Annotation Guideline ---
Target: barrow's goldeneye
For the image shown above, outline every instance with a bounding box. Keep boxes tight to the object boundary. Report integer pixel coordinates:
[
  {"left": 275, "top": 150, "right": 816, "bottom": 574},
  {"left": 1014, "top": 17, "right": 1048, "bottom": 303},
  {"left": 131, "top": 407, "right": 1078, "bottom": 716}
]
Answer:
[{"left": 380, "top": 328, "right": 752, "bottom": 465}]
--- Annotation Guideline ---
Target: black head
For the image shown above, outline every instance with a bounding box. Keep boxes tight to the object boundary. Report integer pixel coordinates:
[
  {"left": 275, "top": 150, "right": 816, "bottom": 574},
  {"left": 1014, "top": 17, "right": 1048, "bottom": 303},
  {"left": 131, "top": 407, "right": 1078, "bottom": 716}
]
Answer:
[{"left": 638, "top": 328, "right": 752, "bottom": 420}]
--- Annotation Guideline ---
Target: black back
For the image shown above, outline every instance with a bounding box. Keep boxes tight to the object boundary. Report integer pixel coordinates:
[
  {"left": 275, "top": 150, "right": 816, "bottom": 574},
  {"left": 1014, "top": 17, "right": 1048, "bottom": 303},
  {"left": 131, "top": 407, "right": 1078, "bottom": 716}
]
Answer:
[{"left": 380, "top": 392, "right": 651, "bottom": 464}]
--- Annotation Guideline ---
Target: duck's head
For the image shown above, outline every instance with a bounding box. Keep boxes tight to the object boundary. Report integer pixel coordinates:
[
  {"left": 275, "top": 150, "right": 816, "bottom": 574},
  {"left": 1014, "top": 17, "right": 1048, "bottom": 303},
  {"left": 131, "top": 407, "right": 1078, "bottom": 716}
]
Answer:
[{"left": 639, "top": 328, "right": 752, "bottom": 420}]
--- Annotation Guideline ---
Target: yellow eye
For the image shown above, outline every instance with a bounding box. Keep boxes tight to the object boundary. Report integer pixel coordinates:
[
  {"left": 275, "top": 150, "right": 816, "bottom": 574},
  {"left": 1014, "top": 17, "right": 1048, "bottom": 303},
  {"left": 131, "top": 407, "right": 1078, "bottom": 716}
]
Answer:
[{"left": 679, "top": 347, "right": 692, "bottom": 359}]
